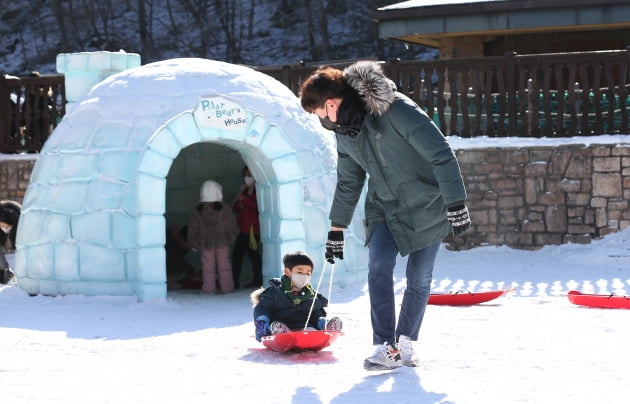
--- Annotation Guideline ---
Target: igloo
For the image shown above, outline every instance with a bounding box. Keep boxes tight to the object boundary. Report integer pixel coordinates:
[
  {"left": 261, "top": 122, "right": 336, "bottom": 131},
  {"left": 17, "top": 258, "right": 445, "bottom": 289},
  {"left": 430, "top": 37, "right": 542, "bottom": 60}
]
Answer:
[{"left": 15, "top": 52, "right": 368, "bottom": 301}]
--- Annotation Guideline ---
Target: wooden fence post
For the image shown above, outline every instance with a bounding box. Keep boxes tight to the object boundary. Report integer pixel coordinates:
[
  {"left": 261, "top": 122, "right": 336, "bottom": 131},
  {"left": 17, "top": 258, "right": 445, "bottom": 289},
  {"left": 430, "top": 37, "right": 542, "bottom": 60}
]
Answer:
[
  {"left": 505, "top": 52, "right": 518, "bottom": 135},
  {"left": 0, "top": 75, "right": 8, "bottom": 149}
]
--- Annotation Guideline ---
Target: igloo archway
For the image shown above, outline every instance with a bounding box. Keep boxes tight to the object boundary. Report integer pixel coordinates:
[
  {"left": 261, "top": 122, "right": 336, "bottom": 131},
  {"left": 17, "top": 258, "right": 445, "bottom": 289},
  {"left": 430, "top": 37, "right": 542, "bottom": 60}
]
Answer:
[{"left": 15, "top": 57, "right": 368, "bottom": 301}]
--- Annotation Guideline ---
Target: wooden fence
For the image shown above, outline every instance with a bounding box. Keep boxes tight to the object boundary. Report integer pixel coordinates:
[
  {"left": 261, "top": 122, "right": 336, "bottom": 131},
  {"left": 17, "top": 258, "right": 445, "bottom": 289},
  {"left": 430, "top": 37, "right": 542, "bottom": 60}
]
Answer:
[
  {"left": 0, "top": 74, "right": 66, "bottom": 153},
  {"left": 258, "top": 49, "right": 630, "bottom": 138},
  {"left": 2, "top": 49, "right": 630, "bottom": 154}
]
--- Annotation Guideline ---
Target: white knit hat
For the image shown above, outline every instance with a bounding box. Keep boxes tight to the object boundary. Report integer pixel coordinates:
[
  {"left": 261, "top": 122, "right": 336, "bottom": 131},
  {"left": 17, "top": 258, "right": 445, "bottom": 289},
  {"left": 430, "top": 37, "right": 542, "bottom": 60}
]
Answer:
[{"left": 200, "top": 180, "right": 223, "bottom": 202}]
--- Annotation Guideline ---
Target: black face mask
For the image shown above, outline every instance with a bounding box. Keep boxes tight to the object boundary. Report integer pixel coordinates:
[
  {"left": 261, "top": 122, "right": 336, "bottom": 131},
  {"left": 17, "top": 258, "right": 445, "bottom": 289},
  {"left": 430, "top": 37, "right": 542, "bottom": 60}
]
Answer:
[
  {"left": 319, "top": 116, "right": 338, "bottom": 131},
  {"left": 318, "top": 104, "right": 338, "bottom": 131},
  {"left": 319, "top": 102, "right": 361, "bottom": 136},
  {"left": 319, "top": 116, "right": 359, "bottom": 136}
]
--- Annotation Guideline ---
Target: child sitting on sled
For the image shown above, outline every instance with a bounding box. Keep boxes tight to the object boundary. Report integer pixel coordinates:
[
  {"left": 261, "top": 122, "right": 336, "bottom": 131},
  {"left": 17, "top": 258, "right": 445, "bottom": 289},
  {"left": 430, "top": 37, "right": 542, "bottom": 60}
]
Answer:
[{"left": 250, "top": 251, "right": 342, "bottom": 341}]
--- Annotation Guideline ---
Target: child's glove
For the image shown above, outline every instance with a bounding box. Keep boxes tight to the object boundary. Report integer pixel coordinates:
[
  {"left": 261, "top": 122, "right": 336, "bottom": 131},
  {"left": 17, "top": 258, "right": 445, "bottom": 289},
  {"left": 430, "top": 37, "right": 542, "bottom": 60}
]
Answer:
[
  {"left": 447, "top": 204, "right": 471, "bottom": 237},
  {"left": 254, "top": 315, "right": 271, "bottom": 342},
  {"left": 317, "top": 317, "right": 327, "bottom": 331}
]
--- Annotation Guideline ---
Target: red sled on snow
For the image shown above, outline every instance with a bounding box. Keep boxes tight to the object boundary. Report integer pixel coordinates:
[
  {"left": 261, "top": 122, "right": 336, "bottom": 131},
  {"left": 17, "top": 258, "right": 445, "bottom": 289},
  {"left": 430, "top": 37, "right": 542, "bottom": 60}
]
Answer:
[
  {"left": 262, "top": 330, "right": 343, "bottom": 353},
  {"left": 567, "top": 290, "right": 630, "bottom": 309},
  {"left": 427, "top": 288, "right": 512, "bottom": 306}
]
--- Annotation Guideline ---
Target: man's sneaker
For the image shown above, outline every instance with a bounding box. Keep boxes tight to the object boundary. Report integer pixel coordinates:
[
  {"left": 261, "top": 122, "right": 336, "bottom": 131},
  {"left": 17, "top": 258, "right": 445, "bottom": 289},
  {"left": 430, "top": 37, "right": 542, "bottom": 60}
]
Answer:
[
  {"left": 363, "top": 342, "right": 402, "bottom": 371},
  {"left": 270, "top": 321, "right": 291, "bottom": 335},
  {"left": 325, "top": 316, "right": 343, "bottom": 331},
  {"left": 397, "top": 335, "right": 420, "bottom": 367}
]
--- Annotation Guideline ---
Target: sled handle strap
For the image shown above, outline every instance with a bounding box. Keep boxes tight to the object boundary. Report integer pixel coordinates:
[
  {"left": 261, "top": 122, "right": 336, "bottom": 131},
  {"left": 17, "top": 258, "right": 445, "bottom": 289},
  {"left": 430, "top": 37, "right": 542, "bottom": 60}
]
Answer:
[
  {"left": 303, "top": 260, "right": 332, "bottom": 331},
  {"left": 327, "top": 260, "right": 335, "bottom": 307}
]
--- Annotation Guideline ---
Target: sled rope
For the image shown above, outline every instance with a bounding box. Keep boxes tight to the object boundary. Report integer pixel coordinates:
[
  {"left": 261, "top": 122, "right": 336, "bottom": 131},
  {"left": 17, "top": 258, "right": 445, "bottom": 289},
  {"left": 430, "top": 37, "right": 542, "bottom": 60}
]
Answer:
[{"left": 303, "top": 260, "right": 336, "bottom": 331}]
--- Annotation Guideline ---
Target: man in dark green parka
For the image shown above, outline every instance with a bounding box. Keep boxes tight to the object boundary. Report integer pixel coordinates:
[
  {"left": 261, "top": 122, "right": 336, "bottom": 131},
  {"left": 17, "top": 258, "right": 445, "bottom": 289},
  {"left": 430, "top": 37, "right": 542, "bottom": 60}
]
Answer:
[{"left": 299, "top": 61, "right": 470, "bottom": 371}]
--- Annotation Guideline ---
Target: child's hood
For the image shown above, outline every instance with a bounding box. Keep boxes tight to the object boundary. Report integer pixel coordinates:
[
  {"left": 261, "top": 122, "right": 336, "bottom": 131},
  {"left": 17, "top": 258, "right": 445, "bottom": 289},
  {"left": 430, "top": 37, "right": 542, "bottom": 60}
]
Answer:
[
  {"left": 249, "top": 278, "right": 281, "bottom": 306},
  {"left": 200, "top": 180, "right": 223, "bottom": 202}
]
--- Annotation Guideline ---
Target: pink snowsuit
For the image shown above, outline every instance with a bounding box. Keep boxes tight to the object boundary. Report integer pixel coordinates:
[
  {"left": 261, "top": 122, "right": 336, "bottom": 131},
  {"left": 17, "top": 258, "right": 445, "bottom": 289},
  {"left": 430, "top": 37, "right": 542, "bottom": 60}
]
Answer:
[{"left": 187, "top": 180, "right": 239, "bottom": 294}]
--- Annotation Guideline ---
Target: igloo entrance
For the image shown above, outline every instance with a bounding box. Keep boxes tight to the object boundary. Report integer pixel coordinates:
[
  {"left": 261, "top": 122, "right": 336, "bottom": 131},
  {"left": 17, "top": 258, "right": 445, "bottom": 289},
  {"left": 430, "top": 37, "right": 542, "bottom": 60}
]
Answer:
[
  {"left": 164, "top": 142, "right": 262, "bottom": 291},
  {"left": 136, "top": 104, "right": 319, "bottom": 299}
]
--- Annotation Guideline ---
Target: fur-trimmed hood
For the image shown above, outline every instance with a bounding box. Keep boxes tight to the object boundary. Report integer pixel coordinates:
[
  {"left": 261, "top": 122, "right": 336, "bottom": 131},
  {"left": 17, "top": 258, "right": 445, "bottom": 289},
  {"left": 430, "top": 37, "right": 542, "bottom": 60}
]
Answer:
[
  {"left": 343, "top": 61, "right": 396, "bottom": 116},
  {"left": 250, "top": 278, "right": 280, "bottom": 306},
  {"left": 250, "top": 286, "right": 265, "bottom": 306}
]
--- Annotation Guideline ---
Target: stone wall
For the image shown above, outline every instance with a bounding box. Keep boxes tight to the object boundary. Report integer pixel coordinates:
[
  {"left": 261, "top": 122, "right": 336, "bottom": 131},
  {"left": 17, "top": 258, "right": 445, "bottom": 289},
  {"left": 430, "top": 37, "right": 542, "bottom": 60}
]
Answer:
[
  {"left": 3, "top": 143, "right": 630, "bottom": 251},
  {"left": 0, "top": 157, "right": 36, "bottom": 201},
  {"left": 451, "top": 143, "right": 630, "bottom": 250}
]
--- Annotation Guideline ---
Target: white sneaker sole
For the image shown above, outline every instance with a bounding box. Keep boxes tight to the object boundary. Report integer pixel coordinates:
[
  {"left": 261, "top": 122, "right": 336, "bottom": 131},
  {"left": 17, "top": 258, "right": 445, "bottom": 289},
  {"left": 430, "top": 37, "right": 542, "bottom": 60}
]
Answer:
[{"left": 363, "top": 358, "right": 403, "bottom": 371}]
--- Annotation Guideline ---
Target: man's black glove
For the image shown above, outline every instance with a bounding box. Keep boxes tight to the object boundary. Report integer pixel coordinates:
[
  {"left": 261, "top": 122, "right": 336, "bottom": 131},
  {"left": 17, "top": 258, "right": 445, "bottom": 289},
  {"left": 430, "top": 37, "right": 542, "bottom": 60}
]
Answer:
[
  {"left": 447, "top": 204, "right": 471, "bottom": 237},
  {"left": 325, "top": 230, "right": 344, "bottom": 263}
]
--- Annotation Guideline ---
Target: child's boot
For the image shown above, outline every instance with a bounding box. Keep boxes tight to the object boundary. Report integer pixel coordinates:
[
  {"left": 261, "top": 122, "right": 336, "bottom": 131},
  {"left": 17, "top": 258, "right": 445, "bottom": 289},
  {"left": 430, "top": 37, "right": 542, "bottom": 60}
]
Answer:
[
  {"left": 217, "top": 268, "right": 234, "bottom": 294},
  {"left": 201, "top": 265, "right": 216, "bottom": 294},
  {"left": 325, "top": 317, "right": 343, "bottom": 331},
  {"left": 270, "top": 321, "right": 291, "bottom": 335}
]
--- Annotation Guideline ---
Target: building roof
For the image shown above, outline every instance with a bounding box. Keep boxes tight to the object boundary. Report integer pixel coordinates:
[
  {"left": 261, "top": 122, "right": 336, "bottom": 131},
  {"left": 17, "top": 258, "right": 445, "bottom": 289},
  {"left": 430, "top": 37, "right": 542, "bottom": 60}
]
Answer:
[
  {"left": 379, "top": 0, "right": 508, "bottom": 11},
  {"left": 373, "top": 0, "right": 630, "bottom": 48}
]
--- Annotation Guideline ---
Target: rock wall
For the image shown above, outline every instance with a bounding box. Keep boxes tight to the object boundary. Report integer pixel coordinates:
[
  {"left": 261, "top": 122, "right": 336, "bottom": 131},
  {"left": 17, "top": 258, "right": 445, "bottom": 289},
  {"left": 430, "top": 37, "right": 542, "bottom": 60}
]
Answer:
[
  {"left": 0, "top": 157, "right": 35, "bottom": 201},
  {"left": 452, "top": 143, "right": 630, "bottom": 250}
]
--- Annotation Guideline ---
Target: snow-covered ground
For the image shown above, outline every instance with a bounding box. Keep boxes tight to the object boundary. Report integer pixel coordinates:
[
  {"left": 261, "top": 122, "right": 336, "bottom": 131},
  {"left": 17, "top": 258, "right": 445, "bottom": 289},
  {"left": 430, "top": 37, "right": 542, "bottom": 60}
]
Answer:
[{"left": 2, "top": 228, "right": 629, "bottom": 404}]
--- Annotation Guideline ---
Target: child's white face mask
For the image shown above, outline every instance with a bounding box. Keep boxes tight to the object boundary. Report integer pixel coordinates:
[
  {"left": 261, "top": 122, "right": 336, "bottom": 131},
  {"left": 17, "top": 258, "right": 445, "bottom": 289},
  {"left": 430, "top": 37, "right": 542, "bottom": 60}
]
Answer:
[
  {"left": 291, "top": 273, "right": 311, "bottom": 289},
  {"left": 244, "top": 176, "right": 254, "bottom": 186}
]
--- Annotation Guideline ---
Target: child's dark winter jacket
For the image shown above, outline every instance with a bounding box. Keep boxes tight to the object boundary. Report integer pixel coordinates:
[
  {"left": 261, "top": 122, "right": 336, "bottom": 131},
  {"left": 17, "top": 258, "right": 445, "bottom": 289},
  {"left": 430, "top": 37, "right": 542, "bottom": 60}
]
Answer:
[{"left": 251, "top": 277, "right": 328, "bottom": 330}]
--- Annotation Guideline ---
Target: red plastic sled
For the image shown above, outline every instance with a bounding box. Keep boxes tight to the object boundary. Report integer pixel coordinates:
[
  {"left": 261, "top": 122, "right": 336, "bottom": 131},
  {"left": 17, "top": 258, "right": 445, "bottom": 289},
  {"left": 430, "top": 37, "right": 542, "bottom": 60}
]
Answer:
[
  {"left": 427, "top": 289, "right": 511, "bottom": 306},
  {"left": 262, "top": 330, "right": 343, "bottom": 353},
  {"left": 567, "top": 290, "right": 630, "bottom": 309}
]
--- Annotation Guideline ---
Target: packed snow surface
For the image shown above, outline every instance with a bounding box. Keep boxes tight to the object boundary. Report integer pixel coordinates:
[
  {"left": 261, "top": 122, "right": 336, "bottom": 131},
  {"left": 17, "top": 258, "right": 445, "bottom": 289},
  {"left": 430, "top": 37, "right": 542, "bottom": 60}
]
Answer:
[{"left": 2, "top": 228, "right": 629, "bottom": 404}]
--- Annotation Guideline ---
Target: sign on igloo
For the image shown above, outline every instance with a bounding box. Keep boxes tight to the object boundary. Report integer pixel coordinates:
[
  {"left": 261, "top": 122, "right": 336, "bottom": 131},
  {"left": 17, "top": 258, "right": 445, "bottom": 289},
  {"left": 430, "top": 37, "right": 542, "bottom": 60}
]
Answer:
[{"left": 194, "top": 94, "right": 248, "bottom": 130}]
